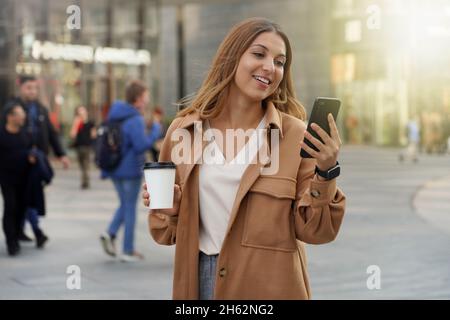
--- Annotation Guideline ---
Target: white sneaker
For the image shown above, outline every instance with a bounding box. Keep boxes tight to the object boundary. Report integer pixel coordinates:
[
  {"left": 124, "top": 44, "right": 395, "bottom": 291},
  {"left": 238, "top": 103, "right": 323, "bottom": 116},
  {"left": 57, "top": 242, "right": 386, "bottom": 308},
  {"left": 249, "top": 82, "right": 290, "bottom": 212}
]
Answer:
[
  {"left": 120, "top": 252, "right": 144, "bottom": 262},
  {"left": 100, "top": 232, "right": 116, "bottom": 257}
]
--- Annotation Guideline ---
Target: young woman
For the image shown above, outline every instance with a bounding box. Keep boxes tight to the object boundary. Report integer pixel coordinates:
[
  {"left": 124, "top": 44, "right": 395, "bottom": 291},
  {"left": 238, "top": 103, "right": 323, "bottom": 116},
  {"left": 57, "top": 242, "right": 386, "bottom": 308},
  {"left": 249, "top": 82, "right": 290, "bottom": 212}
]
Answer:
[{"left": 143, "top": 17, "right": 346, "bottom": 299}]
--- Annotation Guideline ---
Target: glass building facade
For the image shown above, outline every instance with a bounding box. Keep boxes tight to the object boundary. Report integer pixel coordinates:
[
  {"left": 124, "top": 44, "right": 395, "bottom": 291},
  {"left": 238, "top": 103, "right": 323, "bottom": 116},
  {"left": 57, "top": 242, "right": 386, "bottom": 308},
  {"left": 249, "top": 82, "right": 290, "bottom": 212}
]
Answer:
[
  {"left": 1, "top": 0, "right": 449, "bottom": 147},
  {"left": 330, "top": 0, "right": 450, "bottom": 146}
]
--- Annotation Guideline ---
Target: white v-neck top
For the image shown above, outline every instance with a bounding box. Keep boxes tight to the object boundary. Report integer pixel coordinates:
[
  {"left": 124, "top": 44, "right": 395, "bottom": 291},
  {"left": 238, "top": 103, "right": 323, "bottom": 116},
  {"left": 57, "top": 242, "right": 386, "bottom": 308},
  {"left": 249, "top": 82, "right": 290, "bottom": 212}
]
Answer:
[{"left": 199, "top": 115, "right": 266, "bottom": 255}]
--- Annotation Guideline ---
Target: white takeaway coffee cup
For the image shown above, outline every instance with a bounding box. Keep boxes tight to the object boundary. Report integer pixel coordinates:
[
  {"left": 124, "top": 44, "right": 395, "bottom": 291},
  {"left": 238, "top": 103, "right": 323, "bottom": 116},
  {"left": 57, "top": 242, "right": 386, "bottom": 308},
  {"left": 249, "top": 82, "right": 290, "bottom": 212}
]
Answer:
[{"left": 143, "top": 162, "right": 176, "bottom": 209}]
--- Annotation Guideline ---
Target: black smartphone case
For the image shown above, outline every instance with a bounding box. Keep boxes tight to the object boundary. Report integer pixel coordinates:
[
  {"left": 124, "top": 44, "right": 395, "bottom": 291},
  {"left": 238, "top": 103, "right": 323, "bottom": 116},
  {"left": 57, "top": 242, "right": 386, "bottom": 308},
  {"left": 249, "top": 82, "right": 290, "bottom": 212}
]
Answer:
[{"left": 300, "top": 98, "right": 341, "bottom": 158}]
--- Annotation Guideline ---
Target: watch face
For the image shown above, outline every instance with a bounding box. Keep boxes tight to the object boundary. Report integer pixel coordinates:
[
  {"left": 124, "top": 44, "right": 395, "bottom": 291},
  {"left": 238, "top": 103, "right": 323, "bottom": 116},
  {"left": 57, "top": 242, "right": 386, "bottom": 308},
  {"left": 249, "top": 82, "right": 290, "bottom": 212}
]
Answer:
[
  {"left": 316, "top": 163, "right": 340, "bottom": 180},
  {"left": 329, "top": 165, "right": 340, "bottom": 178}
]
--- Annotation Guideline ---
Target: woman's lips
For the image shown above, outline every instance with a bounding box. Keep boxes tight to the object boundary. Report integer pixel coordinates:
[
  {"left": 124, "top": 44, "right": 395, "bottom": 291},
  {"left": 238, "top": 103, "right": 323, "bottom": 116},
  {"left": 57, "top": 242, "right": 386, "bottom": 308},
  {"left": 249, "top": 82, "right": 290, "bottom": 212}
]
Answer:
[{"left": 253, "top": 77, "right": 270, "bottom": 89}]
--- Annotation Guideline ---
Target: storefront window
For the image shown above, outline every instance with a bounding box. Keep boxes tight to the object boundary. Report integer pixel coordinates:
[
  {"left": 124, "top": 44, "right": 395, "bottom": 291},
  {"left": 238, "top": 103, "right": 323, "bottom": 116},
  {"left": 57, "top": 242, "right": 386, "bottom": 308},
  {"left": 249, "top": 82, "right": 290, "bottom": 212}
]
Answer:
[
  {"left": 47, "top": 0, "right": 74, "bottom": 43},
  {"left": 82, "top": 0, "right": 109, "bottom": 47},
  {"left": 333, "top": 0, "right": 355, "bottom": 18},
  {"left": 331, "top": 53, "right": 355, "bottom": 85},
  {"left": 17, "top": 1, "right": 45, "bottom": 59},
  {"left": 112, "top": 0, "right": 139, "bottom": 49},
  {"left": 143, "top": 2, "right": 160, "bottom": 105}
]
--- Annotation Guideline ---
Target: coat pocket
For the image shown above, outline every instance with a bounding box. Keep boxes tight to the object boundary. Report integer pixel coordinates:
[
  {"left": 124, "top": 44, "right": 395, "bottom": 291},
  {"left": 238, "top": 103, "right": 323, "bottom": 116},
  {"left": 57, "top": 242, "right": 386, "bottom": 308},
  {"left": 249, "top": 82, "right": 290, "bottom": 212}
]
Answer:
[{"left": 242, "top": 176, "right": 297, "bottom": 252}]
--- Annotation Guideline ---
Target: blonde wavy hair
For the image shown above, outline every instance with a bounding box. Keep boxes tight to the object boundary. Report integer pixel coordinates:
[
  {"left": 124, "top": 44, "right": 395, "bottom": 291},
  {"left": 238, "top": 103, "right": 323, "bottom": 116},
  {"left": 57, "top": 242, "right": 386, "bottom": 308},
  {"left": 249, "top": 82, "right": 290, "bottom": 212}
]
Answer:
[{"left": 177, "top": 17, "right": 306, "bottom": 121}]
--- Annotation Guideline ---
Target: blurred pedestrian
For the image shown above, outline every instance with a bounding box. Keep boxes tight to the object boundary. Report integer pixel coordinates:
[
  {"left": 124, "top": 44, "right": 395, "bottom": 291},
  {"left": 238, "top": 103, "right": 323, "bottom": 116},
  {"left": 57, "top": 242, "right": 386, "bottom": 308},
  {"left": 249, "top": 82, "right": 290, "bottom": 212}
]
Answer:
[
  {"left": 399, "top": 116, "right": 420, "bottom": 163},
  {"left": 142, "top": 17, "right": 346, "bottom": 299},
  {"left": 3, "top": 75, "right": 70, "bottom": 248},
  {"left": 345, "top": 113, "right": 359, "bottom": 144},
  {"left": 70, "top": 105, "right": 96, "bottom": 189},
  {"left": 447, "top": 136, "right": 450, "bottom": 154},
  {"left": 442, "top": 111, "right": 450, "bottom": 154},
  {"left": 147, "top": 106, "right": 164, "bottom": 161},
  {"left": 422, "top": 112, "right": 443, "bottom": 154},
  {"left": 99, "top": 80, "right": 162, "bottom": 262},
  {"left": 0, "top": 103, "right": 34, "bottom": 256}
]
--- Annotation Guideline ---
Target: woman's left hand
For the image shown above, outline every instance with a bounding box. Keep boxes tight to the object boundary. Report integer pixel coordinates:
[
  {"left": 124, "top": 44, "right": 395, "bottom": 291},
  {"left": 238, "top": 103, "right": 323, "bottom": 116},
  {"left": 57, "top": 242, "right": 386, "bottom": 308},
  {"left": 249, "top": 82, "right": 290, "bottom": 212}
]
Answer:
[
  {"left": 28, "top": 155, "right": 36, "bottom": 164},
  {"left": 301, "top": 113, "right": 342, "bottom": 172}
]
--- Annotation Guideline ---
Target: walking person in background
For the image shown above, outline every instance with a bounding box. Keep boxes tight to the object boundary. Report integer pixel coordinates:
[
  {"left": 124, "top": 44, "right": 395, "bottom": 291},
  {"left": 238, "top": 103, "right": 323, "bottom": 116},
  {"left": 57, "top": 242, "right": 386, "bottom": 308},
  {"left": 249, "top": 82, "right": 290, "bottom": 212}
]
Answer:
[
  {"left": 147, "top": 106, "right": 164, "bottom": 162},
  {"left": 100, "top": 80, "right": 162, "bottom": 262},
  {"left": 70, "top": 105, "right": 96, "bottom": 189},
  {"left": 142, "top": 17, "right": 346, "bottom": 299},
  {"left": 0, "top": 103, "right": 34, "bottom": 256},
  {"left": 399, "top": 115, "right": 420, "bottom": 163},
  {"left": 3, "top": 75, "right": 70, "bottom": 248}
]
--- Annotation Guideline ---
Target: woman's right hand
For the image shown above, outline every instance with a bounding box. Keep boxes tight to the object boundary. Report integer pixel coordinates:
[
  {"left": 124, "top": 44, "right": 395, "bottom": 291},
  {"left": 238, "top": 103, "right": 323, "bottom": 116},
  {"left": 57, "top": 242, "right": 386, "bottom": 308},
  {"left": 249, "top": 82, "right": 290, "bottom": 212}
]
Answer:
[{"left": 142, "top": 183, "right": 182, "bottom": 217}]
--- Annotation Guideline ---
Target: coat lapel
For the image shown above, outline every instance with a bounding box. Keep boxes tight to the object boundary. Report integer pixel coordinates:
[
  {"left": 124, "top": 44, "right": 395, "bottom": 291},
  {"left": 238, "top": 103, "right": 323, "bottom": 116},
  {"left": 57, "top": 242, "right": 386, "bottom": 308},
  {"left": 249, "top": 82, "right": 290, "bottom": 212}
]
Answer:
[{"left": 176, "top": 111, "right": 206, "bottom": 187}]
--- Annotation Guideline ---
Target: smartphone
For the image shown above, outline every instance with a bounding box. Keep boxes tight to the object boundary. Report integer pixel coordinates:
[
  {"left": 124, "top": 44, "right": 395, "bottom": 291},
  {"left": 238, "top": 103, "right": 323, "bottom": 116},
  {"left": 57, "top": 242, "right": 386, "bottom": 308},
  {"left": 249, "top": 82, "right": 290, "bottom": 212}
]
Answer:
[{"left": 300, "top": 97, "right": 341, "bottom": 158}]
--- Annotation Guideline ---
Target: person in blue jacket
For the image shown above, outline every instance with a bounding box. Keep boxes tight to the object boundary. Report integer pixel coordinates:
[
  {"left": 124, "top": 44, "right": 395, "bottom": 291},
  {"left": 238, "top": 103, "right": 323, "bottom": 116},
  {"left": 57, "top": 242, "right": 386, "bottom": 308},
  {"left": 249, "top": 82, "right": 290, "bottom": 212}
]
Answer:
[{"left": 100, "top": 80, "right": 162, "bottom": 262}]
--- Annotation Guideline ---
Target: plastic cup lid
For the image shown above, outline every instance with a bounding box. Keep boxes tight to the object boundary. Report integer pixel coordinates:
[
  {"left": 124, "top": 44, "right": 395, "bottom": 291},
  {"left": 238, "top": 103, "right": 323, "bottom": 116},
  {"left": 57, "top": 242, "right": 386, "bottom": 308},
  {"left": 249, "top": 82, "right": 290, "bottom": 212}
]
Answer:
[{"left": 143, "top": 162, "right": 176, "bottom": 170}]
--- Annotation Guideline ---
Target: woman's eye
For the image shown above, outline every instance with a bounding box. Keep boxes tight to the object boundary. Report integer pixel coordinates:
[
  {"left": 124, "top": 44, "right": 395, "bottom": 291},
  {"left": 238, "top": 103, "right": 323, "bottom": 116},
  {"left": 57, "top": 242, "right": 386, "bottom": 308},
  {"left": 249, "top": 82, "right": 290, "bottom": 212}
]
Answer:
[
  {"left": 275, "top": 60, "right": 285, "bottom": 67},
  {"left": 252, "top": 52, "right": 264, "bottom": 58}
]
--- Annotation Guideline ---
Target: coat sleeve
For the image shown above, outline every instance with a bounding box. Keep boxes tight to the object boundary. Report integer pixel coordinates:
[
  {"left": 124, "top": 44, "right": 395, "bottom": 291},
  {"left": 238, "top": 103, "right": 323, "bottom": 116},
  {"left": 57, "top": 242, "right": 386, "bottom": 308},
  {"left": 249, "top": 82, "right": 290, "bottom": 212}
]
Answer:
[
  {"left": 293, "top": 157, "right": 346, "bottom": 244},
  {"left": 128, "top": 117, "right": 161, "bottom": 154},
  {"left": 148, "top": 117, "right": 183, "bottom": 246}
]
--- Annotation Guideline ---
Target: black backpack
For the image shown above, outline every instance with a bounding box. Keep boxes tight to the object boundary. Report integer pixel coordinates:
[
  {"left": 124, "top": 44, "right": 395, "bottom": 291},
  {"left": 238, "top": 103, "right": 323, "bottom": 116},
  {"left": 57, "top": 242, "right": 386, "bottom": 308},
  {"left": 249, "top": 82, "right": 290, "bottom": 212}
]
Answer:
[{"left": 95, "top": 116, "right": 134, "bottom": 171}]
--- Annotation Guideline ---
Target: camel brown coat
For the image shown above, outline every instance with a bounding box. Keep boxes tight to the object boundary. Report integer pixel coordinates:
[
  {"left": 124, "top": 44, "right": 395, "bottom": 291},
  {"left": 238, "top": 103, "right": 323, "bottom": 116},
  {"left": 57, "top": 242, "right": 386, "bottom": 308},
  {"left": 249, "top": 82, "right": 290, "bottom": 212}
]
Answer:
[{"left": 148, "top": 102, "right": 346, "bottom": 299}]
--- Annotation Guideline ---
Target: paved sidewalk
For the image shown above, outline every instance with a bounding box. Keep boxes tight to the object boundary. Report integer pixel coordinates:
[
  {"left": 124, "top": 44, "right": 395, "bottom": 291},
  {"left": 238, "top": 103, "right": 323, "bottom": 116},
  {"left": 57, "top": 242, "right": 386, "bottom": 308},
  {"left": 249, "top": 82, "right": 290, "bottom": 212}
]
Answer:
[
  {"left": 414, "top": 175, "right": 450, "bottom": 235},
  {"left": 307, "top": 146, "right": 450, "bottom": 299},
  {"left": 0, "top": 146, "right": 450, "bottom": 299},
  {"left": 0, "top": 160, "right": 175, "bottom": 299}
]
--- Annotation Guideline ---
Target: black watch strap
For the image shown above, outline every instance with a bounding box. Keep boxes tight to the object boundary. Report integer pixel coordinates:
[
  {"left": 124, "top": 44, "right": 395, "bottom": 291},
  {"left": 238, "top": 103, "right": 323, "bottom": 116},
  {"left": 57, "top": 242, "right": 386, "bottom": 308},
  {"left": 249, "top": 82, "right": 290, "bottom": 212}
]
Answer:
[{"left": 315, "top": 161, "right": 340, "bottom": 180}]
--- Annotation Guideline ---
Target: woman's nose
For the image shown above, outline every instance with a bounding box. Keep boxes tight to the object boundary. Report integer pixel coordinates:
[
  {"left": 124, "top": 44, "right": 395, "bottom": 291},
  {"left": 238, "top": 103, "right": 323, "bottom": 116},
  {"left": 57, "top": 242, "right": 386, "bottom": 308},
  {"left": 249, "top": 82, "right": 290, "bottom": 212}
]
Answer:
[{"left": 262, "top": 59, "right": 275, "bottom": 73}]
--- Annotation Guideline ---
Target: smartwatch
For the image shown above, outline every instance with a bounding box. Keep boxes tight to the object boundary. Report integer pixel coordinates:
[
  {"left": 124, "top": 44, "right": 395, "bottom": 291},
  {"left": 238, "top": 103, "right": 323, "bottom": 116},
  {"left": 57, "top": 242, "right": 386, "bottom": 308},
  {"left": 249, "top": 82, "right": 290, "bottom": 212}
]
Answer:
[{"left": 315, "top": 161, "right": 340, "bottom": 181}]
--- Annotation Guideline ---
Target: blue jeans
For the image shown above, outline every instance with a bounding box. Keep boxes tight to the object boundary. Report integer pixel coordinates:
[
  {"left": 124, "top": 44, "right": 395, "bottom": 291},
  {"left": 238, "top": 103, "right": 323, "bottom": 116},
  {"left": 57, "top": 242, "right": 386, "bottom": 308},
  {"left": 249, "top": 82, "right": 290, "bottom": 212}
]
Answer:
[
  {"left": 107, "top": 177, "right": 141, "bottom": 254},
  {"left": 199, "top": 251, "right": 218, "bottom": 300},
  {"left": 23, "top": 208, "right": 41, "bottom": 236}
]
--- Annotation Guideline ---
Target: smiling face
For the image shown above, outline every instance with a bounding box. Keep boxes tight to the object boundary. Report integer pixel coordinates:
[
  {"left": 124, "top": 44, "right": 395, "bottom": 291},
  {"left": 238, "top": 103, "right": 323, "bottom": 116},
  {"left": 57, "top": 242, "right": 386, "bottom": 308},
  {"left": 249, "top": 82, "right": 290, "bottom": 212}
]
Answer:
[{"left": 232, "top": 32, "right": 286, "bottom": 103}]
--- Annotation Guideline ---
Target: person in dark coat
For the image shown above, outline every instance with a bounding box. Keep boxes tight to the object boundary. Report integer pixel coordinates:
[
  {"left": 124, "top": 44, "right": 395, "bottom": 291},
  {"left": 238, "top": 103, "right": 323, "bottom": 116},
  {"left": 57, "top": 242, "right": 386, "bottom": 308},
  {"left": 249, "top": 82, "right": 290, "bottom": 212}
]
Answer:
[
  {"left": 70, "top": 105, "right": 96, "bottom": 189},
  {"left": 3, "top": 75, "right": 70, "bottom": 248},
  {"left": 0, "top": 103, "right": 34, "bottom": 256}
]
